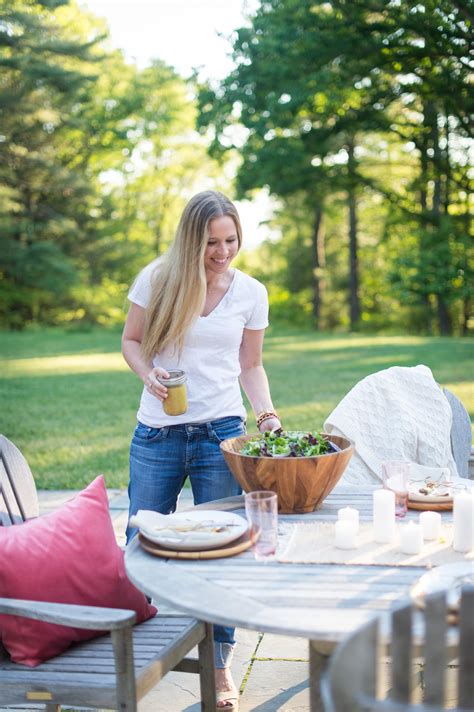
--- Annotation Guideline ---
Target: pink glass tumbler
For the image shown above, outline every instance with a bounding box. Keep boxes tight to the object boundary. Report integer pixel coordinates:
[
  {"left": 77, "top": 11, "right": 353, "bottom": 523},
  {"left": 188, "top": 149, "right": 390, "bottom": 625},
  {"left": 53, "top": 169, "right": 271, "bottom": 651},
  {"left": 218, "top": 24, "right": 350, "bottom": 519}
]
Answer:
[
  {"left": 244, "top": 491, "right": 278, "bottom": 560},
  {"left": 381, "top": 460, "right": 410, "bottom": 518}
]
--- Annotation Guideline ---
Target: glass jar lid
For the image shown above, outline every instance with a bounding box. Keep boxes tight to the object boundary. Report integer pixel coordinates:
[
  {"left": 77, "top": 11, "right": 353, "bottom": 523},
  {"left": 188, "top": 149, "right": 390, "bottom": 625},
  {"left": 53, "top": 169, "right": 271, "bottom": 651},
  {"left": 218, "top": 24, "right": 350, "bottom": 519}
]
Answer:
[{"left": 157, "top": 369, "right": 187, "bottom": 387}]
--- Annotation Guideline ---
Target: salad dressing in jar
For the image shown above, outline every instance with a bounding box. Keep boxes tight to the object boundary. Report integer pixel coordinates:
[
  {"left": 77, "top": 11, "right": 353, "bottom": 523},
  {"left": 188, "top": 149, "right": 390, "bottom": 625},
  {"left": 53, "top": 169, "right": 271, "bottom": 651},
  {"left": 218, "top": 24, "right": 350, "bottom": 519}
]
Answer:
[{"left": 157, "top": 369, "right": 188, "bottom": 416}]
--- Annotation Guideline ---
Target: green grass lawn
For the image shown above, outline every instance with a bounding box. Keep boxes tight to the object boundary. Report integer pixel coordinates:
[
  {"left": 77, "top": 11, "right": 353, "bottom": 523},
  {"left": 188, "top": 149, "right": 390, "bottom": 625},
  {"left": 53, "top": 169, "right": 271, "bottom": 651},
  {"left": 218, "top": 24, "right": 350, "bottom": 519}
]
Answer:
[{"left": 1, "top": 327, "right": 472, "bottom": 489}]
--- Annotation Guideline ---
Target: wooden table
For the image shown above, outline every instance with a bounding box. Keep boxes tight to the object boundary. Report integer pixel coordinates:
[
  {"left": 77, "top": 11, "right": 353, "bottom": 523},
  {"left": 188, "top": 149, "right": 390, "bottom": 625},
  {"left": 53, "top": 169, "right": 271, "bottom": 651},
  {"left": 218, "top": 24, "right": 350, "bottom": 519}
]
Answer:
[{"left": 124, "top": 486, "right": 454, "bottom": 710}]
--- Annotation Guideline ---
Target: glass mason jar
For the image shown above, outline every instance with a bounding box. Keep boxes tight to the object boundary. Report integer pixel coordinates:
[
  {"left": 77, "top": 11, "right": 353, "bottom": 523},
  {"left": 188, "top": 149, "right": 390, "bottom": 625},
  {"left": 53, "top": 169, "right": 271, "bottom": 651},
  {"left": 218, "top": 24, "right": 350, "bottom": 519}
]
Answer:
[{"left": 157, "top": 369, "right": 188, "bottom": 416}]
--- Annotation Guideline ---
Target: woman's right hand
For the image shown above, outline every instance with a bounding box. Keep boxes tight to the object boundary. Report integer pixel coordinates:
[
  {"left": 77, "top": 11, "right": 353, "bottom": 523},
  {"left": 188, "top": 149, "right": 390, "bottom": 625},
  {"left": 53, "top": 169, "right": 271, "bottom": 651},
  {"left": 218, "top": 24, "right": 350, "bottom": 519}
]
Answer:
[{"left": 144, "top": 367, "right": 170, "bottom": 402}]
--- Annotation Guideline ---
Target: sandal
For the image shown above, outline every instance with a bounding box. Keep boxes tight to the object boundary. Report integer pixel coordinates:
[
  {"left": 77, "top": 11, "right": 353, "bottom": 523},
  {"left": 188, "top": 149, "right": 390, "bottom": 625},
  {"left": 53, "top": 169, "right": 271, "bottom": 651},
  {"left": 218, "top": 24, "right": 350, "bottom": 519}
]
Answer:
[{"left": 216, "top": 684, "right": 239, "bottom": 711}]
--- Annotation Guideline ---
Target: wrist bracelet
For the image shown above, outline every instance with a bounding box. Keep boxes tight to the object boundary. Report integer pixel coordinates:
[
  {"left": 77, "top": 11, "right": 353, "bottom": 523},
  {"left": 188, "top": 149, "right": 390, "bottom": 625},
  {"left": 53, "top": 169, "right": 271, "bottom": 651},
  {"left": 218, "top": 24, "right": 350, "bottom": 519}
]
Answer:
[{"left": 256, "top": 410, "right": 280, "bottom": 428}]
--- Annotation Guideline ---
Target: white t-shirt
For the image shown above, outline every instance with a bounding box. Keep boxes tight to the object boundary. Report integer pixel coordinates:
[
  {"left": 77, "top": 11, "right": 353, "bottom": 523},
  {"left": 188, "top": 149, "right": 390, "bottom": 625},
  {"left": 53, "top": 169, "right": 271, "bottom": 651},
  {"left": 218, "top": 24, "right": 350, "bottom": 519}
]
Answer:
[{"left": 128, "top": 261, "right": 269, "bottom": 427}]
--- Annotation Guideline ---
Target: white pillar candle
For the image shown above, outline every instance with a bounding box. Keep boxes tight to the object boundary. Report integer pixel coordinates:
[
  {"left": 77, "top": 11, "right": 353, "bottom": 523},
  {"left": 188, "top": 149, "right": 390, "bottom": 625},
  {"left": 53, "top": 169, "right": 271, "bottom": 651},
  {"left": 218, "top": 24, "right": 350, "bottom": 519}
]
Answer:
[
  {"left": 453, "top": 491, "right": 474, "bottom": 553},
  {"left": 334, "top": 520, "right": 358, "bottom": 550},
  {"left": 338, "top": 506, "right": 360, "bottom": 533},
  {"left": 373, "top": 489, "right": 396, "bottom": 543},
  {"left": 419, "top": 511, "right": 442, "bottom": 541},
  {"left": 399, "top": 521, "right": 423, "bottom": 555}
]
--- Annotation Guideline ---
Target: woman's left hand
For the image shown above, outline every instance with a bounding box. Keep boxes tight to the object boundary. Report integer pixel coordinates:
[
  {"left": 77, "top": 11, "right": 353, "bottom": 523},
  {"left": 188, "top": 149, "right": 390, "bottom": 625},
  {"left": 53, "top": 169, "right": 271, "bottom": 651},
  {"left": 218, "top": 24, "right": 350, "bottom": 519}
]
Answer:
[{"left": 258, "top": 416, "right": 281, "bottom": 433}]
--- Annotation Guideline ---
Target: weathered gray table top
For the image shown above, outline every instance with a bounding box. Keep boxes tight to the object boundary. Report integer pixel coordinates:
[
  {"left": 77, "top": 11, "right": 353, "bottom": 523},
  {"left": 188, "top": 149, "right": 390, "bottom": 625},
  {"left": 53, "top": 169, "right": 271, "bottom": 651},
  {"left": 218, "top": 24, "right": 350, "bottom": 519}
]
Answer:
[{"left": 124, "top": 486, "right": 455, "bottom": 648}]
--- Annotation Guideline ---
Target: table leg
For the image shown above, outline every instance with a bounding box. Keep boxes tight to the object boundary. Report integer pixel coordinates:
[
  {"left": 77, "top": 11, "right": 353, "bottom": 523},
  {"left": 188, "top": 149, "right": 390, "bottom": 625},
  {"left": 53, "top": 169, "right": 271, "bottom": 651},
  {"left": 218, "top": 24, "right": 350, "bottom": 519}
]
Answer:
[
  {"left": 198, "top": 623, "right": 217, "bottom": 711},
  {"left": 309, "top": 642, "right": 330, "bottom": 712}
]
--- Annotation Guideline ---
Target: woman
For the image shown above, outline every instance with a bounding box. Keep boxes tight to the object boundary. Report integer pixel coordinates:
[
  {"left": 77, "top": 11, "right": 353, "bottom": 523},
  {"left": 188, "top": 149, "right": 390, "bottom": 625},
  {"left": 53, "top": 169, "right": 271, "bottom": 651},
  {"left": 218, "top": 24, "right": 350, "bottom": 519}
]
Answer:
[{"left": 122, "top": 190, "right": 280, "bottom": 710}]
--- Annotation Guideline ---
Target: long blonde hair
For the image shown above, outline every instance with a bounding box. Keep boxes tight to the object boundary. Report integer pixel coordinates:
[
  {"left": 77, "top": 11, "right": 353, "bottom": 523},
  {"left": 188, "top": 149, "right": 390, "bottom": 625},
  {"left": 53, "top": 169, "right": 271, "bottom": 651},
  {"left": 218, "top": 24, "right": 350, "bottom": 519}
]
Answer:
[{"left": 141, "top": 190, "right": 242, "bottom": 361}]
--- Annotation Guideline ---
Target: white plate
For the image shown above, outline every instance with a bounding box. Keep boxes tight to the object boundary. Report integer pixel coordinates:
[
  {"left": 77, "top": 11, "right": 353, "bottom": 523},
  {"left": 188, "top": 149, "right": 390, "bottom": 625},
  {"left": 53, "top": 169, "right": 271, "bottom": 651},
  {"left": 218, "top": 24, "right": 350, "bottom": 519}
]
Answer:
[
  {"left": 408, "top": 487, "right": 453, "bottom": 504},
  {"left": 130, "top": 510, "right": 248, "bottom": 551},
  {"left": 411, "top": 562, "right": 474, "bottom": 611},
  {"left": 408, "top": 466, "right": 453, "bottom": 503},
  {"left": 408, "top": 479, "right": 473, "bottom": 503}
]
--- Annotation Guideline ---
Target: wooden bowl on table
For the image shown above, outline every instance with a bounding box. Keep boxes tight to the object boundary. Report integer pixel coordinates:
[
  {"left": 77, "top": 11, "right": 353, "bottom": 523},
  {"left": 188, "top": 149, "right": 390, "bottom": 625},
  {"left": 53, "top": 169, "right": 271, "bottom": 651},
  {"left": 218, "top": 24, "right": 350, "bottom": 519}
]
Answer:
[{"left": 220, "top": 433, "right": 354, "bottom": 514}]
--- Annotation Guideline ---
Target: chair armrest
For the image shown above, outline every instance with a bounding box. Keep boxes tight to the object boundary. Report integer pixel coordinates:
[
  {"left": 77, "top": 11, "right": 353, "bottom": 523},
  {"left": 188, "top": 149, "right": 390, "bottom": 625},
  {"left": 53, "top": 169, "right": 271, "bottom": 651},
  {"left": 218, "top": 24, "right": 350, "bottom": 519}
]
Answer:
[{"left": 0, "top": 598, "right": 137, "bottom": 631}]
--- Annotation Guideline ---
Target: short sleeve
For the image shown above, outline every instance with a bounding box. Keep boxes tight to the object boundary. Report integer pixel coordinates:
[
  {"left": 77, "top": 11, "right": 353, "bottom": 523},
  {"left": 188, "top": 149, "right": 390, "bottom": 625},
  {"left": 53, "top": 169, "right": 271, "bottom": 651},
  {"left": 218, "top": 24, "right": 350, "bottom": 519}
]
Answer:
[
  {"left": 245, "top": 280, "right": 269, "bottom": 330},
  {"left": 128, "top": 259, "right": 161, "bottom": 308}
]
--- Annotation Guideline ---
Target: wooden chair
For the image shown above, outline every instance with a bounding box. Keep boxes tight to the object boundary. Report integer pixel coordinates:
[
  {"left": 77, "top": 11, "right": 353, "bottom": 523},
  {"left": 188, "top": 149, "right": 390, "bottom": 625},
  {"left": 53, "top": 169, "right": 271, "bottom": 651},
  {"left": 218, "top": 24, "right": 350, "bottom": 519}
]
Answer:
[
  {"left": 0, "top": 434, "right": 217, "bottom": 711},
  {"left": 321, "top": 587, "right": 474, "bottom": 712},
  {"left": 443, "top": 388, "right": 473, "bottom": 480}
]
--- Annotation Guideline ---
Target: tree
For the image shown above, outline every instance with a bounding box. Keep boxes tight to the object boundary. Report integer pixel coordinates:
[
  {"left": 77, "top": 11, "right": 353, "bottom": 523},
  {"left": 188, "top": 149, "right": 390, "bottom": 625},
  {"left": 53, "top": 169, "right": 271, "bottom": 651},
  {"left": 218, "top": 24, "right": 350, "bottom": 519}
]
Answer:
[
  {"left": 0, "top": 0, "right": 106, "bottom": 325},
  {"left": 198, "top": 0, "right": 395, "bottom": 330},
  {"left": 198, "top": 0, "right": 472, "bottom": 334},
  {"left": 0, "top": 1, "right": 223, "bottom": 327},
  {"left": 367, "top": 0, "right": 473, "bottom": 334}
]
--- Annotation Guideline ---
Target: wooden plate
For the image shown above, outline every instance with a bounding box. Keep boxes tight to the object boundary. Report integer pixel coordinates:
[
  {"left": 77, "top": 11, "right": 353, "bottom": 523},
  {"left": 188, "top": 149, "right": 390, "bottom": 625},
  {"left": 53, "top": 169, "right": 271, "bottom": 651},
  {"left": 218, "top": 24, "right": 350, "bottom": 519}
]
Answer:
[
  {"left": 408, "top": 499, "right": 452, "bottom": 511},
  {"left": 138, "top": 529, "right": 258, "bottom": 560}
]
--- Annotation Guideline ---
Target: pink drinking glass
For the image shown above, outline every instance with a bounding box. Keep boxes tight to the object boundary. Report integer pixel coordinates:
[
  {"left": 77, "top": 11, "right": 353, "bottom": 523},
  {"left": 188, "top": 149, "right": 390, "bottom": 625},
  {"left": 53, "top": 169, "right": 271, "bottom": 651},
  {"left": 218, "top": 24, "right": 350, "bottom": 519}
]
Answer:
[
  {"left": 381, "top": 460, "right": 410, "bottom": 518},
  {"left": 244, "top": 491, "right": 278, "bottom": 560}
]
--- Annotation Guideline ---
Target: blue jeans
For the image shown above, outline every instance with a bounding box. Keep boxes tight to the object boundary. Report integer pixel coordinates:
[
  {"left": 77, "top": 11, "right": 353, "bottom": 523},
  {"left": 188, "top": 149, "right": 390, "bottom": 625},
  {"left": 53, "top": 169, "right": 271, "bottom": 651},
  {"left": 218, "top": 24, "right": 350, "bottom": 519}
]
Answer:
[{"left": 127, "top": 415, "right": 245, "bottom": 667}]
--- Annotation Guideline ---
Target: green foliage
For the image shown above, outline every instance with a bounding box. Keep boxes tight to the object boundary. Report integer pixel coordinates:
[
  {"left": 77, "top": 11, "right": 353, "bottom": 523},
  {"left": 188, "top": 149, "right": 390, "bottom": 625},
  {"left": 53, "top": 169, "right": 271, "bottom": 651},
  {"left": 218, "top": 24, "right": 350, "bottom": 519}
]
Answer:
[
  {"left": 198, "top": 0, "right": 473, "bottom": 335},
  {"left": 1, "top": 0, "right": 108, "bottom": 326},
  {"left": 1, "top": 0, "right": 472, "bottom": 336},
  {"left": 0, "top": 0, "right": 223, "bottom": 329},
  {"left": 268, "top": 286, "right": 314, "bottom": 328}
]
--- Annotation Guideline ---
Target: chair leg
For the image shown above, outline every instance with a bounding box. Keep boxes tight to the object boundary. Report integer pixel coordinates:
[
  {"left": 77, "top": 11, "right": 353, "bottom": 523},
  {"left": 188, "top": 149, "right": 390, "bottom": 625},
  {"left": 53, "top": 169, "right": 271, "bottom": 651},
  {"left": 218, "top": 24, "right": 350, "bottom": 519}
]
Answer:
[
  {"left": 111, "top": 626, "right": 138, "bottom": 712},
  {"left": 459, "top": 587, "right": 474, "bottom": 709},
  {"left": 198, "top": 622, "right": 217, "bottom": 711},
  {"left": 309, "top": 642, "right": 329, "bottom": 712}
]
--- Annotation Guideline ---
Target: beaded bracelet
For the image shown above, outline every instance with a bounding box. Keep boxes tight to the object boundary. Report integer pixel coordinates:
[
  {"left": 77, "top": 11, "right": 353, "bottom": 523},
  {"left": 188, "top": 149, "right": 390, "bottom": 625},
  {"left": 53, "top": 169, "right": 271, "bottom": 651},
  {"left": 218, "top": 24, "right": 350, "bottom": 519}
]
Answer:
[{"left": 256, "top": 410, "right": 280, "bottom": 428}]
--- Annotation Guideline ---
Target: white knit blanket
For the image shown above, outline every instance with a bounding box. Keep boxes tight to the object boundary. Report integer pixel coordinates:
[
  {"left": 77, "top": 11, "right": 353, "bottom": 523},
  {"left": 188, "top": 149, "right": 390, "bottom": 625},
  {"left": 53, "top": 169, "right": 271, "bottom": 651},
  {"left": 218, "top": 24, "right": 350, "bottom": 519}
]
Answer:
[{"left": 324, "top": 365, "right": 458, "bottom": 485}]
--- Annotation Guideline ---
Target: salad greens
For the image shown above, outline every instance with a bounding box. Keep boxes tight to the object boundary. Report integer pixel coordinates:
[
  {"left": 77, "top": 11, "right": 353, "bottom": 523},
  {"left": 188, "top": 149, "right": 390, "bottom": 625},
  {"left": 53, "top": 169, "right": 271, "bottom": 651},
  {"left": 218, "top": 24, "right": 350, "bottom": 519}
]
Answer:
[{"left": 240, "top": 430, "right": 334, "bottom": 458}]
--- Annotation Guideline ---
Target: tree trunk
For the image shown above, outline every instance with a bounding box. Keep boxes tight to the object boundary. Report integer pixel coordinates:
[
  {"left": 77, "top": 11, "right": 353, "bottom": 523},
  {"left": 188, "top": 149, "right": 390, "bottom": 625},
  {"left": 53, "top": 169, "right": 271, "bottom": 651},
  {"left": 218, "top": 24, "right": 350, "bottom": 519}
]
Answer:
[
  {"left": 431, "top": 109, "right": 442, "bottom": 218},
  {"left": 419, "top": 123, "right": 428, "bottom": 215},
  {"left": 310, "top": 204, "right": 325, "bottom": 329},
  {"left": 462, "top": 297, "right": 471, "bottom": 336},
  {"left": 437, "top": 297, "right": 452, "bottom": 335},
  {"left": 419, "top": 104, "right": 434, "bottom": 334},
  {"left": 429, "top": 105, "right": 452, "bottom": 335},
  {"left": 444, "top": 107, "right": 450, "bottom": 214},
  {"left": 347, "top": 140, "right": 360, "bottom": 331}
]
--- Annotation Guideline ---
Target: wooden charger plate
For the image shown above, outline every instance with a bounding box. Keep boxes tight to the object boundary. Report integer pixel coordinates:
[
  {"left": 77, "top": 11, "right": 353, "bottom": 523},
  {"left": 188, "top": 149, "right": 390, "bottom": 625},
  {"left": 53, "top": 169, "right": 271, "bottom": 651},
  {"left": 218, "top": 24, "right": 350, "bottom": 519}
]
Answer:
[
  {"left": 139, "top": 529, "right": 258, "bottom": 560},
  {"left": 408, "top": 499, "right": 452, "bottom": 511}
]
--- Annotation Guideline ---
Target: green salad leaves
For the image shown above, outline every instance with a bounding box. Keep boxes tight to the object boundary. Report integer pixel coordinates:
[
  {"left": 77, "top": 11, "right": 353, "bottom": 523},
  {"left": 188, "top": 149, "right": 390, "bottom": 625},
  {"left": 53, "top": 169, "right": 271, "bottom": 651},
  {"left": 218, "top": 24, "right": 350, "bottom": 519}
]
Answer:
[{"left": 240, "top": 430, "right": 335, "bottom": 458}]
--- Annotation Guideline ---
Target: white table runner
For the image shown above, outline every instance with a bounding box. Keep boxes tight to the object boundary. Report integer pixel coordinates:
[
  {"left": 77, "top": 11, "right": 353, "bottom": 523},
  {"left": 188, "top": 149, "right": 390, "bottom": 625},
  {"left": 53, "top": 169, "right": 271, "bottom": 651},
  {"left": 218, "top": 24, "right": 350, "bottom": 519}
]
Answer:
[{"left": 278, "top": 522, "right": 473, "bottom": 567}]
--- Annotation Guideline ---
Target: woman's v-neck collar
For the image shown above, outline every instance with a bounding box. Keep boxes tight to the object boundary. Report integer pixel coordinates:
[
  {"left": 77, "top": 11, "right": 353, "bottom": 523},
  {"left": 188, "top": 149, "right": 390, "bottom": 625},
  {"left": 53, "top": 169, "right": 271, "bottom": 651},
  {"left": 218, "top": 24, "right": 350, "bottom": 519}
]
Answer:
[{"left": 199, "top": 269, "right": 238, "bottom": 320}]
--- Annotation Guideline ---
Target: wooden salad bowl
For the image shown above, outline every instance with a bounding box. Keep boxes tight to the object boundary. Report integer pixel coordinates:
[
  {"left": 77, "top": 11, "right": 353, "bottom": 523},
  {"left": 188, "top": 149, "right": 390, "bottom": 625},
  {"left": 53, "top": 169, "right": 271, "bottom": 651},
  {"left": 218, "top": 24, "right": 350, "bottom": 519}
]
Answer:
[{"left": 220, "top": 433, "right": 354, "bottom": 514}]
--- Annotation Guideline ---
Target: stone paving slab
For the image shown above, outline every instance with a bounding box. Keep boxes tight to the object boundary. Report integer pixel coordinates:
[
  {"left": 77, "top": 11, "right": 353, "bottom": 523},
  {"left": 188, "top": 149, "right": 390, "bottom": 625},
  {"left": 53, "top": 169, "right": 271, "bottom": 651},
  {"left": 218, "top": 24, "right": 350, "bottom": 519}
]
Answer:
[
  {"left": 36, "top": 487, "right": 194, "bottom": 515},
  {"left": 240, "top": 659, "right": 310, "bottom": 711},
  {"left": 257, "top": 634, "right": 309, "bottom": 661},
  {"left": 138, "top": 627, "right": 260, "bottom": 712}
]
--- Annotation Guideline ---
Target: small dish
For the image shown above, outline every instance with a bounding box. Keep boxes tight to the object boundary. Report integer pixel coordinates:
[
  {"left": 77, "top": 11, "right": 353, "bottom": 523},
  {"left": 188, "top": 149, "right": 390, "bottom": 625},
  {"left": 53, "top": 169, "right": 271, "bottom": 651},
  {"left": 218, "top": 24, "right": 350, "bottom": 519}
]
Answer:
[
  {"left": 408, "top": 467, "right": 454, "bottom": 503},
  {"left": 130, "top": 510, "right": 248, "bottom": 551},
  {"left": 408, "top": 487, "right": 453, "bottom": 504},
  {"left": 138, "top": 529, "right": 258, "bottom": 559},
  {"left": 410, "top": 562, "right": 474, "bottom": 612}
]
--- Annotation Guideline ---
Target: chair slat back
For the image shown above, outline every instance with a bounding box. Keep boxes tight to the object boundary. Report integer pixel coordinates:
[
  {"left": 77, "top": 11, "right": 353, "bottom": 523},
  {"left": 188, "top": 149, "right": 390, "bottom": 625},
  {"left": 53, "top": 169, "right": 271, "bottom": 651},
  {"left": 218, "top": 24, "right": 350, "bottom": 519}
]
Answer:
[
  {"left": 458, "top": 585, "right": 474, "bottom": 709},
  {"left": 391, "top": 604, "right": 412, "bottom": 703},
  {"left": 324, "top": 589, "right": 474, "bottom": 712},
  {"left": 444, "top": 388, "right": 473, "bottom": 479},
  {"left": 0, "top": 435, "right": 39, "bottom": 525},
  {"left": 423, "top": 592, "right": 447, "bottom": 705}
]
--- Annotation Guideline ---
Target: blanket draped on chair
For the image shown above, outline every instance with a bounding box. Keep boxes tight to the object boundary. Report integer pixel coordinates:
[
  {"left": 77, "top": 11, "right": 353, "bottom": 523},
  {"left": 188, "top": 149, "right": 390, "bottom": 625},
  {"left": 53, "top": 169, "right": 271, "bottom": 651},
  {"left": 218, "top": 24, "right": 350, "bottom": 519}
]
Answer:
[{"left": 324, "top": 364, "right": 458, "bottom": 485}]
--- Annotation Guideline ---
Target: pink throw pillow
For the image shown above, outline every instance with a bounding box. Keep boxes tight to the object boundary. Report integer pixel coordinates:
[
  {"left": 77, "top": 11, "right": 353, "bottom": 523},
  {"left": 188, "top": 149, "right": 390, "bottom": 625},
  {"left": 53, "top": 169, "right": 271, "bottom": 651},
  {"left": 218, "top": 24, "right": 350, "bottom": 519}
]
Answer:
[{"left": 0, "top": 475, "right": 156, "bottom": 666}]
